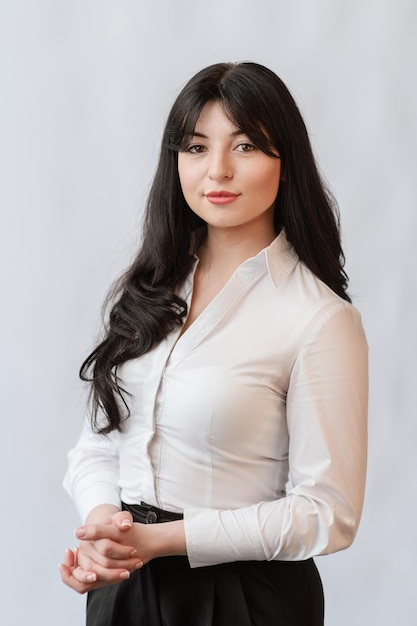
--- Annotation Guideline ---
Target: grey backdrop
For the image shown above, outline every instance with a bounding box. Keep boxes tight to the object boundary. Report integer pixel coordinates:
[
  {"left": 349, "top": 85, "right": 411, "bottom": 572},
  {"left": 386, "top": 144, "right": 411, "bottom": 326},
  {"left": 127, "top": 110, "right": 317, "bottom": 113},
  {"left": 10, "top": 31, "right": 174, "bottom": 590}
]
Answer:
[{"left": 1, "top": 1, "right": 416, "bottom": 624}]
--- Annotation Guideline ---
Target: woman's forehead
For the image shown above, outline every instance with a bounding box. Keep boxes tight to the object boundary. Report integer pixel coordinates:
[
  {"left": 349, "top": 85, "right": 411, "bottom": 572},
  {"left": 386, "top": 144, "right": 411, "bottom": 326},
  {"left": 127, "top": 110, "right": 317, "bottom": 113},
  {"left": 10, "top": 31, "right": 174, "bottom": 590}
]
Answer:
[{"left": 192, "top": 101, "right": 241, "bottom": 135}]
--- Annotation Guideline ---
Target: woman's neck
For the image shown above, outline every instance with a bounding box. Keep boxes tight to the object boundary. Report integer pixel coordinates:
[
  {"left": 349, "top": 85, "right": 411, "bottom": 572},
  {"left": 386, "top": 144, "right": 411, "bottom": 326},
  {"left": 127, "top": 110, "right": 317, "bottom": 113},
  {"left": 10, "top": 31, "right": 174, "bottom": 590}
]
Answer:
[{"left": 198, "top": 224, "right": 277, "bottom": 274}]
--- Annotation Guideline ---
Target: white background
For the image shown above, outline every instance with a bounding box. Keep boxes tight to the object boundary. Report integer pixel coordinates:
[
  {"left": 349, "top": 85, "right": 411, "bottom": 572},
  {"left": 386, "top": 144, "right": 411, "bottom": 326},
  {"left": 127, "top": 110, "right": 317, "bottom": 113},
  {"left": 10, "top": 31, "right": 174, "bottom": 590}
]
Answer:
[{"left": 1, "top": 1, "right": 416, "bottom": 624}]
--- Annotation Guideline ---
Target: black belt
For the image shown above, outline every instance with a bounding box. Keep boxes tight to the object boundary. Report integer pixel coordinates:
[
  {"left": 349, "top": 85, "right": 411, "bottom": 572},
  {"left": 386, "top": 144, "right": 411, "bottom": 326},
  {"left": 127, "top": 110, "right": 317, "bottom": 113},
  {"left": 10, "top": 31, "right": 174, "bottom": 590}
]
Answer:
[{"left": 122, "top": 501, "right": 184, "bottom": 525}]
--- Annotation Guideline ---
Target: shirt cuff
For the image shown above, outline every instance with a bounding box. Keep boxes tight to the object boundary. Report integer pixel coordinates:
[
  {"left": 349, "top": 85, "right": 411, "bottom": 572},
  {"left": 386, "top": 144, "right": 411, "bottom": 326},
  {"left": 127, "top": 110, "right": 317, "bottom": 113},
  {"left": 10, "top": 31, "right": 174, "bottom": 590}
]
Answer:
[{"left": 184, "top": 506, "right": 266, "bottom": 568}]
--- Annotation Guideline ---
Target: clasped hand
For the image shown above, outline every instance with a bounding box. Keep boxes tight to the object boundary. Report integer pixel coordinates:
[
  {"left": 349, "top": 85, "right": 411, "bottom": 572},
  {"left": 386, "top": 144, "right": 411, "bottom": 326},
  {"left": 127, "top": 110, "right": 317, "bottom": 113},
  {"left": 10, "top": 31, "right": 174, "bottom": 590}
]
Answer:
[
  {"left": 60, "top": 506, "right": 186, "bottom": 594},
  {"left": 59, "top": 509, "right": 144, "bottom": 594}
]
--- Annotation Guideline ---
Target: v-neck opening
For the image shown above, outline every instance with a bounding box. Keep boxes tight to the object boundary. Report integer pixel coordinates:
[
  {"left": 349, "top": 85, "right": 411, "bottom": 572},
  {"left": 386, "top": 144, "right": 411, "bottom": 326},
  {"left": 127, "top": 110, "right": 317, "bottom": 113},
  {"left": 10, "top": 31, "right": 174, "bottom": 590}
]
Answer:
[
  {"left": 175, "top": 261, "right": 234, "bottom": 345},
  {"left": 165, "top": 252, "right": 267, "bottom": 372}
]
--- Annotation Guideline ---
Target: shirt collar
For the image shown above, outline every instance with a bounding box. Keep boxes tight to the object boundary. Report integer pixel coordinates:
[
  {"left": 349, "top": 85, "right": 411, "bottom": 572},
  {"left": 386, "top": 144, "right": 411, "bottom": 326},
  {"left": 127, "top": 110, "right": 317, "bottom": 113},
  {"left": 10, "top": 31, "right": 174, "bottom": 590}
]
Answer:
[
  {"left": 264, "top": 230, "right": 299, "bottom": 288},
  {"left": 236, "top": 229, "right": 299, "bottom": 289},
  {"left": 189, "top": 229, "right": 299, "bottom": 291}
]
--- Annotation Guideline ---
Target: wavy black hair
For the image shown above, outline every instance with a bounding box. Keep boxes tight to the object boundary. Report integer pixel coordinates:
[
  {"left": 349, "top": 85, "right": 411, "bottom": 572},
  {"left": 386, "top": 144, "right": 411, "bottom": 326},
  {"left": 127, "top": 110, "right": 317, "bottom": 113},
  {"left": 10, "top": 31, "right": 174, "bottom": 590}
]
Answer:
[{"left": 81, "top": 62, "right": 350, "bottom": 434}]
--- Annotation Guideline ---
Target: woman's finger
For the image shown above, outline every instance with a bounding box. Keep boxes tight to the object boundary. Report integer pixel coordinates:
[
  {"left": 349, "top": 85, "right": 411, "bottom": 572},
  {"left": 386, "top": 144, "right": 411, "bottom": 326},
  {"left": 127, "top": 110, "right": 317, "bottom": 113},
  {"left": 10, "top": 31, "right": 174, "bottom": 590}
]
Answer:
[
  {"left": 111, "top": 510, "right": 134, "bottom": 531},
  {"left": 76, "top": 542, "right": 143, "bottom": 575},
  {"left": 59, "top": 563, "right": 97, "bottom": 595},
  {"left": 63, "top": 548, "right": 76, "bottom": 567},
  {"left": 75, "top": 522, "right": 137, "bottom": 551},
  {"left": 75, "top": 523, "right": 120, "bottom": 542},
  {"left": 60, "top": 557, "right": 138, "bottom": 593},
  {"left": 72, "top": 561, "right": 137, "bottom": 584},
  {"left": 76, "top": 539, "right": 138, "bottom": 569},
  {"left": 85, "top": 537, "right": 138, "bottom": 560},
  {"left": 78, "top": 540, "right": 142, "bottom": 570}
]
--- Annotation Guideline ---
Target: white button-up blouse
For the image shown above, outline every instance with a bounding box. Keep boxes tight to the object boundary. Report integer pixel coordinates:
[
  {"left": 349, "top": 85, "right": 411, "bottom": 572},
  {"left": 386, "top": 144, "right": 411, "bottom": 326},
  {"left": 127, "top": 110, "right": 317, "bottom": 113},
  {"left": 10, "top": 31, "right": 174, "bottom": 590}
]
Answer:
[{"left": 64, "top": 231, "right": 368, "bottom": 568}]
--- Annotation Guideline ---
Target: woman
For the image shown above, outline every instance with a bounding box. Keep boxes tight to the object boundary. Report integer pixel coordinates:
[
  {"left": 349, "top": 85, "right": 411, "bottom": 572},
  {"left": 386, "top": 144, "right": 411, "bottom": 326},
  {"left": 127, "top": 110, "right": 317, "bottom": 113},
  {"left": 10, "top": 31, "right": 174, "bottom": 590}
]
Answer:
[{"left": 60, "top": 62, "right": 368, "bottom": 626}]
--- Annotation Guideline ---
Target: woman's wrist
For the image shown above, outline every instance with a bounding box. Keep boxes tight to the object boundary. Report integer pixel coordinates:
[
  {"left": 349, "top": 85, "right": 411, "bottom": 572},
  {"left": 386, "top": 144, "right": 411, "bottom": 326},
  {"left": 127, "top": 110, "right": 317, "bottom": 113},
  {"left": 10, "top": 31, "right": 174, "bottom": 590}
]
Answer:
[
  {"left": 158, "top": 520, "right": 187, "bottom": 557},
  {"left": 132, "top": 519, "right": 187, "bottom": 561}
]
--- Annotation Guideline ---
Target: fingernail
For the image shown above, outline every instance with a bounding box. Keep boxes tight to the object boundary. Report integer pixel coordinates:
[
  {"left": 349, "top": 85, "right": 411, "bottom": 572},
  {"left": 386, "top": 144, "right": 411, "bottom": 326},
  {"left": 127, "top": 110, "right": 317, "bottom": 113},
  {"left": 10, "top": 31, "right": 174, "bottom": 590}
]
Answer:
[
  {"left": 121, "top": 519, "right": 132, "bottom": 528},
  {"left": 119, "top": 571, "right": 130, "bottom": 580},
  {"left": 135, "top": 561, "right": 143, "bottom": 569},
  {"left": 86, "top": 573, "right": 97, "bottom": 582},
  {"left": 74, "top": 527, "right": 85, "bottom": 539},
  {"left": 130, "top": 549, "right": 138, "bottom": 556}
]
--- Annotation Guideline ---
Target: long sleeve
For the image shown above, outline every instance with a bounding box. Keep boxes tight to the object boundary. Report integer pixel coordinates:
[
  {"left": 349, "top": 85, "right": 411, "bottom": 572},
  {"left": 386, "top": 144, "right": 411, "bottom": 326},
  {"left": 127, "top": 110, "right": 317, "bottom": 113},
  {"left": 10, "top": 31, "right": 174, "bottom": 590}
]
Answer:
[
  {"left": 63, "top": 235, "right": 368, "bottom": 566},
  {"left": 184, "top": 303, "right": 368, "bottom": 567},
  {"left": 63, "top": 420, "right": 121, "bottom": 522}
]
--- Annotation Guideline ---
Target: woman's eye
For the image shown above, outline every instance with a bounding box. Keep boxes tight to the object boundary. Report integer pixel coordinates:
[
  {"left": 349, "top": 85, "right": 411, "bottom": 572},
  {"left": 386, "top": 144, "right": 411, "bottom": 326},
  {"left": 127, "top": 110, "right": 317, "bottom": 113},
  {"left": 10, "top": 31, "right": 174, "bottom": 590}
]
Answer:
[
  {"left": 236, "top": 143, "right": 256, "bottom": 153},
  {"left": 186, "top": 144, "right": 206, "bottom": 154}
]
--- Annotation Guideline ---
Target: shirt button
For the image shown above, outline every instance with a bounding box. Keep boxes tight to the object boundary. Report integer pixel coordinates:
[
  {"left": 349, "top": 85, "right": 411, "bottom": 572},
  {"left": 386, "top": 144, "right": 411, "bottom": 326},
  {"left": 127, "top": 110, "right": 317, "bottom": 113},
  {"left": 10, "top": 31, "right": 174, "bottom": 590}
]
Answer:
[{"left": 145, "top": 510, "right": 158, "bottom": 524}]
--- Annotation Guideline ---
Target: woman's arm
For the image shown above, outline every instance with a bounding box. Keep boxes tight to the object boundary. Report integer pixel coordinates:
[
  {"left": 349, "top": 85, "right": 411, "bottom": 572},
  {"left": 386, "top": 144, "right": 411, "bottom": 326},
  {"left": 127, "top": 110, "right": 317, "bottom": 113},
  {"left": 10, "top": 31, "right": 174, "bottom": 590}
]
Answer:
[
  {"left": 62, "top": 302, "right": 367, "bottom": 575},
  {"left": 63, "top": 423, "right": 122, "bottom": 522},
  {"left": 76, "top": 516, "right": 187, "bottom": 565},
  {"left": 184, "top": 303, "right": 368, "bottom": 567}
]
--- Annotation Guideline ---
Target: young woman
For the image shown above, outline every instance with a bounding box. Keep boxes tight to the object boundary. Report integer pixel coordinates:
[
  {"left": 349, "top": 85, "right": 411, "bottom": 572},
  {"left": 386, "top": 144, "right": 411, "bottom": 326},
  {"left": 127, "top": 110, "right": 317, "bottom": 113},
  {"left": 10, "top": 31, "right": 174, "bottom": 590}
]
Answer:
[{"left": 60, "top": 62, "right": 368, "bottom": 626}]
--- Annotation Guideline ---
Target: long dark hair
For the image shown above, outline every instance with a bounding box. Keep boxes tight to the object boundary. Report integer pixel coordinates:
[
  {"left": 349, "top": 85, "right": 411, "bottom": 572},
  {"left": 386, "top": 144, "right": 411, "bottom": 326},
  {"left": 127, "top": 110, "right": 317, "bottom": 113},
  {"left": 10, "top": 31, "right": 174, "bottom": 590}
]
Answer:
[{"left": 81, "top": 62, "right": 350, "bottom": 434}]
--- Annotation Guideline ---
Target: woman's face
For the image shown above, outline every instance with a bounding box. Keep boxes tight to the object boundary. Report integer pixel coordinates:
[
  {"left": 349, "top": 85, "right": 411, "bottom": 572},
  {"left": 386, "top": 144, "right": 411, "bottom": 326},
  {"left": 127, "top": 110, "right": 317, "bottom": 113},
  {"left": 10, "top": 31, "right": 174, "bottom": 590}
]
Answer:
[{"left": 178, "top": 101, "right": 282, "bottom": 236}]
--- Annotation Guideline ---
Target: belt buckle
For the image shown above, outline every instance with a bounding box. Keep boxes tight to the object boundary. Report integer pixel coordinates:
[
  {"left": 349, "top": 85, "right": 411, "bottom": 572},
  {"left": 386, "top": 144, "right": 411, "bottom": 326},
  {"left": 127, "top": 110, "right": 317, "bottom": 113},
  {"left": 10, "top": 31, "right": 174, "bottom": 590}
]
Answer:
[{"left": 145, "top": 509, "right": 158, "bottom": 524}]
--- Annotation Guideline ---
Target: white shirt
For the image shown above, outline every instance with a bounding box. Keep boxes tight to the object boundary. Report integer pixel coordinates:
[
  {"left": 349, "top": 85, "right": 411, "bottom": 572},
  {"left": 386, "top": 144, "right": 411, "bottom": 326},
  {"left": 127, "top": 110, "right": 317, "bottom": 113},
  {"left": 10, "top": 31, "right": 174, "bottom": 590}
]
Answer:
[{"left": 64, "top": 231, "right": 368, "bottom": 568}]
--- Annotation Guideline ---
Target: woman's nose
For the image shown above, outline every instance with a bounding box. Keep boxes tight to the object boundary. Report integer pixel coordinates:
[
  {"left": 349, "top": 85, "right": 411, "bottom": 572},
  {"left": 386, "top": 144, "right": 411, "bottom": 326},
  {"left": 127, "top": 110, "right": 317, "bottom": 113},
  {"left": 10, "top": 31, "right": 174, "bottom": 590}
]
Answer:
[{"left": 208, "top": 151, "right": 233, "bottom": 181}]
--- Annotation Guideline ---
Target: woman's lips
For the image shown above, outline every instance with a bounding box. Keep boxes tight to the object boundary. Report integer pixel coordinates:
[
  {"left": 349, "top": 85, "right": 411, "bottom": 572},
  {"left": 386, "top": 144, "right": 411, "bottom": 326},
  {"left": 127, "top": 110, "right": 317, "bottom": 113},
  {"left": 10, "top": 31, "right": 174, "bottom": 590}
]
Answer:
[{"left": 205, "top": 191, "right": 240, "bottom": 205}]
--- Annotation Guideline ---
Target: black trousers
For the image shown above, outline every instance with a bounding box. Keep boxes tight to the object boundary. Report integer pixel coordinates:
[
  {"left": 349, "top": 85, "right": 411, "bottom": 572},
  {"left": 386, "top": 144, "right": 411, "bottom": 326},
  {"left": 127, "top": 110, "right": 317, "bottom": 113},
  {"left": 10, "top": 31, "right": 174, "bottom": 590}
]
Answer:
[{"left": 86, "top": 503, "right": 324, "bottom": 626}]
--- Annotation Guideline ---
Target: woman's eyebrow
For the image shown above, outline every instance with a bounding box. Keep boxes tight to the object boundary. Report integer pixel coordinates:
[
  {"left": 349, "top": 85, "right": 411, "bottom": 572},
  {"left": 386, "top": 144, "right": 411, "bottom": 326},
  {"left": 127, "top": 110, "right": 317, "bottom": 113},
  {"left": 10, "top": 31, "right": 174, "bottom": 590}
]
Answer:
[{"left": 190, "top": 129, "right": 247, "bottom": 139}]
